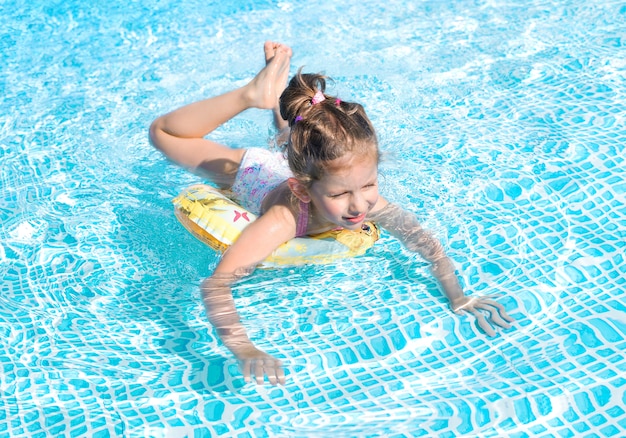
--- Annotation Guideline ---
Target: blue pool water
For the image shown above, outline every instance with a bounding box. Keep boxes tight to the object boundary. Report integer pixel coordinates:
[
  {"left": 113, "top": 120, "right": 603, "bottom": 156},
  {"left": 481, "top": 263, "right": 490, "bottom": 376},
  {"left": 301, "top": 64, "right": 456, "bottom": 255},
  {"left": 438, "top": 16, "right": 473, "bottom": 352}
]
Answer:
[{"left": 1, "top": 0, "right": 625, "bottom": 436}]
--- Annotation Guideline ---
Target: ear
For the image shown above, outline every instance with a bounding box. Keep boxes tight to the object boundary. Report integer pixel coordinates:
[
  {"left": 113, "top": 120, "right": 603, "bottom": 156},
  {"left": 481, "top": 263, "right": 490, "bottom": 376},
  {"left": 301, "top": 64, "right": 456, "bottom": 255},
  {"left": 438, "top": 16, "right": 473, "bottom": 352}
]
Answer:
[{"left": 287, "top": 177, "right": 311, "bottom": 203}]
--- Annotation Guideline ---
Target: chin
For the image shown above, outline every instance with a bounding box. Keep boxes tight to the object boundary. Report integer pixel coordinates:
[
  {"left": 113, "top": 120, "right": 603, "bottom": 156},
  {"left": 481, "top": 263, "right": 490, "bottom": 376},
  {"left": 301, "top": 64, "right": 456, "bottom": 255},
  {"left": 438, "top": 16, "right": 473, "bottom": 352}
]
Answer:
[{"left": 342, "top": 221, "right": 364, "bottom": 231}]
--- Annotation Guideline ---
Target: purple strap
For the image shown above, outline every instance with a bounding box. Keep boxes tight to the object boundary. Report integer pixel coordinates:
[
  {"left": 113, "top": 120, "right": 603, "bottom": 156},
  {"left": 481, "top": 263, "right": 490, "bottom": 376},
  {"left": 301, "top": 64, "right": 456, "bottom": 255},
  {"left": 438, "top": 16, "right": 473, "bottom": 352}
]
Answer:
[{"left": 296, "top": 201, "right": 309, "bottom": 237}]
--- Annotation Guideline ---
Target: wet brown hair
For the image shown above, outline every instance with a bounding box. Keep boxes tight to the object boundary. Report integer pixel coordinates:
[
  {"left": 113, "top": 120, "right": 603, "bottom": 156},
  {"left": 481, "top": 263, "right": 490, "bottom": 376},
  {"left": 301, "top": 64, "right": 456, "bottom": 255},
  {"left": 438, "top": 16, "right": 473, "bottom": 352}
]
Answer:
[{"left": 279, "top": 70, "right": 380, "bottom": 186}]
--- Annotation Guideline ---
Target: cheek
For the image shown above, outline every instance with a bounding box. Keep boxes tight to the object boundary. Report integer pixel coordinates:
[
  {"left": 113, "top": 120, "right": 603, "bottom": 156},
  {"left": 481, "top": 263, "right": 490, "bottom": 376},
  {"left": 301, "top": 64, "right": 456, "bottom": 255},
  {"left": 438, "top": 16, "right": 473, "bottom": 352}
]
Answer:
[
  {"left": 367, "top": 190, "right": 380, "bottom": 205},
  {"left": 316, "top": 198, "right": 344, "bottom": 217}
]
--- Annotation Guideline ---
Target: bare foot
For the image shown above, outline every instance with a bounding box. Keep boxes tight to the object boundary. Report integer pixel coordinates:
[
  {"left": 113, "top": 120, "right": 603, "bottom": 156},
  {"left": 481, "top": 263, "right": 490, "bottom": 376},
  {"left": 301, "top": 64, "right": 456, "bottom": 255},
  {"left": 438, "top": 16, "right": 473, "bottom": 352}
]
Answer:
[
  {"left": 244, "top": 42, "right": 292, "bottom": 111},
  {"left": 264, "top": 41, "right": 293, "bottom": 66},
  {"left": 264, "top": 41, "right": 292, "bottom": 129}
]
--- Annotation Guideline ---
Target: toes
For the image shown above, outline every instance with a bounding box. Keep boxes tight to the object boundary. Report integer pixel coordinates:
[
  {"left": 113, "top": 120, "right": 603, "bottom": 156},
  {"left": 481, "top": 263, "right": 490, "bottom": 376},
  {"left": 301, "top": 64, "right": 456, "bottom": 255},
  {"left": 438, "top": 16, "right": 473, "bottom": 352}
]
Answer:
[
  {"left": 264, "top": 41, "right": 292, "bottom": 63},
  {"left": 264, "top": 41, "right": 276, "bottom": 57},
  {"left": 277, "top": 44, "right": 292, "bottom": 57}
]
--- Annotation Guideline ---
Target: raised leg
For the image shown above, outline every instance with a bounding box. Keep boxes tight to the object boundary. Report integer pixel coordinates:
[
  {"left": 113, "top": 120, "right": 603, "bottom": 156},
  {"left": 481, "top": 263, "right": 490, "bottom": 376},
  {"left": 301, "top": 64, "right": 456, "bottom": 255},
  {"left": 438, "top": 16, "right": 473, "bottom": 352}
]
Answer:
[{"left": 149, "top": 42, "right": 292, "bottom": 187}]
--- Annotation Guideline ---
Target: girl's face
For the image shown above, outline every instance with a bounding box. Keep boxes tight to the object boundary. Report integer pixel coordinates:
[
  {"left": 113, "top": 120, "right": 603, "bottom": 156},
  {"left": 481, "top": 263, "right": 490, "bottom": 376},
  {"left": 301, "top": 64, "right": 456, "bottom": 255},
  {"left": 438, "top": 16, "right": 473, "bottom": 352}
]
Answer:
[{"left": 307, "top": 154, "right": 379, "bottom": 230}]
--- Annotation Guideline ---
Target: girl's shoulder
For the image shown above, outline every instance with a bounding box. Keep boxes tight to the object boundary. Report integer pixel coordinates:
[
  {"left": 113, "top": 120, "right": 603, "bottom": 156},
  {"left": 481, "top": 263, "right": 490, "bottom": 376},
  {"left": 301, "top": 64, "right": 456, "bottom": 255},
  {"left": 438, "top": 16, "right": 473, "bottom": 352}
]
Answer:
[{"left": 260, "top": 181, "right": 298, "bottom": 215}]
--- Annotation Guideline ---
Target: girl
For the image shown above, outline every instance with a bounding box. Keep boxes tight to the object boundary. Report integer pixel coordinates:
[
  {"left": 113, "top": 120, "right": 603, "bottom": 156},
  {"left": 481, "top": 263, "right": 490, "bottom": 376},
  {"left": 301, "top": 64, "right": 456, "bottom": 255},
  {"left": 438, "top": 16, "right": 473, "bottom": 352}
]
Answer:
[{"left": 150, "top": 42, "right": 513, "bottom": 386}]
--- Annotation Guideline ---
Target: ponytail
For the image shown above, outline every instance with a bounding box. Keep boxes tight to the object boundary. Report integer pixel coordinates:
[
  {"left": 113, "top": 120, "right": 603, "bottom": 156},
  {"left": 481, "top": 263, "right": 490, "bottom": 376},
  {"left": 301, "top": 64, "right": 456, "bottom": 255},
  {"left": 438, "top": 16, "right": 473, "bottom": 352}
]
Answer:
[{"left": 279, "top": 69, "right": 379, "bottom": 185}]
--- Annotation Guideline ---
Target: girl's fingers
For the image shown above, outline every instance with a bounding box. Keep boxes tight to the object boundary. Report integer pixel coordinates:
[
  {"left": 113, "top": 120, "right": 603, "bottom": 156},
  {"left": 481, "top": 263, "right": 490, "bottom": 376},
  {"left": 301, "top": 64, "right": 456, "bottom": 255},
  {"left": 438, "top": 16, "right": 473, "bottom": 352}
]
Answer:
[
  {"left": 240, "top": 356, "right": 285, "bottom": 385},
  {"left": 254, "top": 360, "right": 265, "bottom": 385},
  {"left": 266, "top": 359, "right": 285, "bottom": 386},
  {"left": 460, "top": 298, "right": 514, "bottom": 334},
  {"left": 488, "top": 310, "right": 512, "bottom": 329},
  {"left": 474, "top": 299, "right": 515, "bottom": 323},
  {"left": 276, "top": 362, "right": 286, "bottom": 385},
  {"left": 241, "top": 360, "right": 252, "bottom": 383},
  {"left": 472, "top": 310, "right": 496, "bottom": 337}
]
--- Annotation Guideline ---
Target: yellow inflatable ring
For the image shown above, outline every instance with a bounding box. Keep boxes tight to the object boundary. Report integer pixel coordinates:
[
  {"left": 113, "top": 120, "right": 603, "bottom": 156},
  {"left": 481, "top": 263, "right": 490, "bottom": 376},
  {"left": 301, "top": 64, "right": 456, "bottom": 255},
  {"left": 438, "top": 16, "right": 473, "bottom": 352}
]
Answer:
[{"left": 173, "top": 184, "right": 379, "bottom": 267}]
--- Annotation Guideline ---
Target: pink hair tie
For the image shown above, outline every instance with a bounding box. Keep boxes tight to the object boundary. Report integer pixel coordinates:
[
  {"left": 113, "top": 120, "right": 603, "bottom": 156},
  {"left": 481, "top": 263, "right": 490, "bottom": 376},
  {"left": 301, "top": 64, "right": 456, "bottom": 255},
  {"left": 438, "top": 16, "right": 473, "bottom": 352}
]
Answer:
[
  {"left": 311, "top": 90, "right": 326, "bottom": 105},
  {"left": 335, "top": 98, "right": 341, "bottom": 106}
]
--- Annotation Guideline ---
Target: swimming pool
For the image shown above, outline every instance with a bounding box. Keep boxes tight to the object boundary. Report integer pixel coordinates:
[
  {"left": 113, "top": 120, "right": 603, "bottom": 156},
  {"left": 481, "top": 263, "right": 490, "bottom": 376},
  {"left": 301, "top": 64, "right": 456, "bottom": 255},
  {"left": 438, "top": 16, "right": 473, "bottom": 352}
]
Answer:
[{"left": 1, "top": 0, "right": 624, "bottom": 436}]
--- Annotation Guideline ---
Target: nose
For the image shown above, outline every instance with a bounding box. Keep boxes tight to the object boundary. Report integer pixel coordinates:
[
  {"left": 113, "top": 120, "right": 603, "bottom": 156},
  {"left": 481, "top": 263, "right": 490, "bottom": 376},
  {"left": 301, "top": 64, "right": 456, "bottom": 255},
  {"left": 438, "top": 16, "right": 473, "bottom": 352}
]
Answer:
[{"left": 349, "top": 192, "right": 369, "bottom": 215}]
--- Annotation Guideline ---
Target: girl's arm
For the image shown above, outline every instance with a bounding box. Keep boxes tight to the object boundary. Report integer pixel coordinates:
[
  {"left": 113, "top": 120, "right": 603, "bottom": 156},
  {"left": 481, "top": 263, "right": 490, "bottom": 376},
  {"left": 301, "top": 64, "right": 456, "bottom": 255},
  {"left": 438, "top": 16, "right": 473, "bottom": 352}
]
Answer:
[
  {"left": 368, "top": 200, "right": 513, "bottom": 336},
  {"left": 202, "top": 204, "right": 296, "bottom": 386}
]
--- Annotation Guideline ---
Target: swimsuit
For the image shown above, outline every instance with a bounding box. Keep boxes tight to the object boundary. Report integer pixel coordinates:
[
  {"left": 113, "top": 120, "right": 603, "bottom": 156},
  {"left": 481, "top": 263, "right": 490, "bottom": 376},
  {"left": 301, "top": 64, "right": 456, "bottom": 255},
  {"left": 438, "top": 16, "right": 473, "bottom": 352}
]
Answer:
[{"left": 230, "top": 148, "right": 309, "bottom": 237}]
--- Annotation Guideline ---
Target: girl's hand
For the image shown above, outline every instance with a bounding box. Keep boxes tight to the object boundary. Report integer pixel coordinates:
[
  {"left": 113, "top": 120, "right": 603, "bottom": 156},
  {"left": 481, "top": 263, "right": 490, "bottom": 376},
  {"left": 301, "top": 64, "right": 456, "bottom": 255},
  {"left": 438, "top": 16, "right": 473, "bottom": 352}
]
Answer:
[
  {"left": 234, "top": 344, "right": 286, "bottom": 386},
  {"left": 450, "top": 296, "right": 514, "bottom": 336}
]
